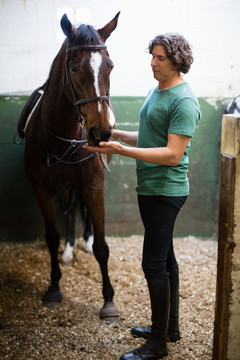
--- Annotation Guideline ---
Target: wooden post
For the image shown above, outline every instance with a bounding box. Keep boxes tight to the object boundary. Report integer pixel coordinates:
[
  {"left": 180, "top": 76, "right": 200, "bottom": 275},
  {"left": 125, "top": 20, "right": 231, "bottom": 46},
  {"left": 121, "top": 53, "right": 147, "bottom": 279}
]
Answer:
[{"left": 213, "top": 114, "right": 240, "bottom": 360}]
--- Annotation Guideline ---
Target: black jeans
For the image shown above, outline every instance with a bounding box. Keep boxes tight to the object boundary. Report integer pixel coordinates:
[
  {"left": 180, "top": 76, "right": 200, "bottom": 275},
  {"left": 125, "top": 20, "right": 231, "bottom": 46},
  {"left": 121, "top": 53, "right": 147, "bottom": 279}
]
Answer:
[{"left": 138, "top": 194, "right": 187, "bottom": 278}]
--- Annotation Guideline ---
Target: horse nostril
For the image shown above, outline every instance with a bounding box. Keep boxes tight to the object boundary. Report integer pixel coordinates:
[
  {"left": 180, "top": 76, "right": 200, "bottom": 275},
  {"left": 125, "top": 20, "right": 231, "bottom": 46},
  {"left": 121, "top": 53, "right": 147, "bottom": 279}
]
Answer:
[
  {"left": 92, "top": 127, "right": 100, "bottom": 140},
  {"left": 88, "top": 126, "right": 113, "bottom": 146},
  {"left": 88, "top": 126, "right": 101, "bottom": 146},
  {"left": 105, "top": 126, "right": 113, "bottom": 141}
]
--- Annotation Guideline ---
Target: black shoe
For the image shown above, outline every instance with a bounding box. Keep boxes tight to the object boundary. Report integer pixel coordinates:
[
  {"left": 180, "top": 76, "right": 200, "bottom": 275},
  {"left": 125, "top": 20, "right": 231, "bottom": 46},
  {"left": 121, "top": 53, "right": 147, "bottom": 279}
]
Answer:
[
  {"left": 168, "top": 330, "right": 181, "bottom": 343},
  {"left": 119, "top": 342, "right": 168, "bottom": 360},
  {"left": 131, "top": 326, "right": 152, "bottom": 340},
  {"left": 131, "top": 326, "right": 180, "bottom": 343}
]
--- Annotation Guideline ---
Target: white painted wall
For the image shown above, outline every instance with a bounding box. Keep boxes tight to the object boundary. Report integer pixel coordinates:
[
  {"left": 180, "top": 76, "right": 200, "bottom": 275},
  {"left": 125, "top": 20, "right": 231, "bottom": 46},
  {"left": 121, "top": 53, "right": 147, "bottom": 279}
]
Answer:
[{"left": 0, "top": 0, "right": 239, "bottom": 97}]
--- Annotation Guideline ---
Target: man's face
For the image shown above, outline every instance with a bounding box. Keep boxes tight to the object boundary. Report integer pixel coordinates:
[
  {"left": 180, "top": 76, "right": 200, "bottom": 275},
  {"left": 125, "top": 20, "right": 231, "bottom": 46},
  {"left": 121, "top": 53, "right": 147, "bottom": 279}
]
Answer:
[{"left": 151, "top": 45, "right": 178, "bottom": 84}]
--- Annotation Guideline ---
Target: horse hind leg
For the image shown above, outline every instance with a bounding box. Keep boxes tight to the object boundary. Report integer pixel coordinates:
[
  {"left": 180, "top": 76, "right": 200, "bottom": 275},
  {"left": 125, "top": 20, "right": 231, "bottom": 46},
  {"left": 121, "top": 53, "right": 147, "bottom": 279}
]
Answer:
[
  {"left": 84, "top": 216, "right": 93, "bottom": 254},
  {"left": 61, "top": 192, "right": 93, "bottom": 264},
  {"left": 79, "top": 194, "right": 93, "bottom": 254},
  {"left": 60, "top": 191, "right": 78, "bottom": 265}
]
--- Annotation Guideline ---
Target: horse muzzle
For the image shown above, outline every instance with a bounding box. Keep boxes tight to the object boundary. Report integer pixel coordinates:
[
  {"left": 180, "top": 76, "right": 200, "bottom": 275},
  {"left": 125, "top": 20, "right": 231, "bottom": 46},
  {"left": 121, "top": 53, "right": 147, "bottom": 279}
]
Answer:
[{"left": 88, "top": 125, "right": 113, "bottom": 146}]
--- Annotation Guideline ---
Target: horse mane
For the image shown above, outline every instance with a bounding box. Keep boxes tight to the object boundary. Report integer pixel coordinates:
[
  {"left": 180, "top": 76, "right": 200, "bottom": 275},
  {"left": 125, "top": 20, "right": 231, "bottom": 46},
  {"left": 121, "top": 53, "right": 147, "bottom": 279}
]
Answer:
[{"left": 75, "top": 24, "right": 101, "bottom": 45}]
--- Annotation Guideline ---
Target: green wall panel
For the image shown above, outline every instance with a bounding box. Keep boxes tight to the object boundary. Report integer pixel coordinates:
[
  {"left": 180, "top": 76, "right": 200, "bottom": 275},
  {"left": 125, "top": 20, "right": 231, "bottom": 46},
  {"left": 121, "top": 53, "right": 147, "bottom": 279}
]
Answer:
[{"left": 0, "top": 95, "right": 227, "bottom": 241}]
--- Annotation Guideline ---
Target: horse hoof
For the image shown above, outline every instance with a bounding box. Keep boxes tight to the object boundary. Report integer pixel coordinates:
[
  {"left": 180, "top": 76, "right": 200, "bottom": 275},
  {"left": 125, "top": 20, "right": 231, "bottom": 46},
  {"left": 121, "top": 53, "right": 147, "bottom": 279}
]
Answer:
[
  {"left": 43, "top": 288, "right": 62, "bottom": 307},
  {"left": 100, "top": 301, "right": 120, "bottom": 322},
  {"left": 59, "top": 257, "right": 73, "bottom": 266}
]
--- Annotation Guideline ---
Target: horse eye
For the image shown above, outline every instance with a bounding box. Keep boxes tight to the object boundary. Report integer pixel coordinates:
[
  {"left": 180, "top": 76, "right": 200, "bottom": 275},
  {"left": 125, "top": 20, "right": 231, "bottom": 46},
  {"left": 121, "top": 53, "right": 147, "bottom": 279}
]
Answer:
[{"left": 71, "top": 66, "right": 78, "bottom": 73}]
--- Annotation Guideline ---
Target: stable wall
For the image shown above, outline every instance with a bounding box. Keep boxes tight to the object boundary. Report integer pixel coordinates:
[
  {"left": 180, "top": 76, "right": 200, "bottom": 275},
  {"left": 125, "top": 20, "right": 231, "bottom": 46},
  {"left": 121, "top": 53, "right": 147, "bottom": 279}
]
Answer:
[
  {"left": 1, "top": 0, "right": 240, "bottom": 99},
  {"left": 0, "top": 0, "right": 238, "bottom": 240},
  {"left": 0, "top": 95, "right": 226, "bottom": 241}
]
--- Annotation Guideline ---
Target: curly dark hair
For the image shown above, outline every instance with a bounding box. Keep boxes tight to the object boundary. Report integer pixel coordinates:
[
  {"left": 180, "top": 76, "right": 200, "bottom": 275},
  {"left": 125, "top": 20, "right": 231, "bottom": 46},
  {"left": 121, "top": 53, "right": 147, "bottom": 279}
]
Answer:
[{"left": 148, "top": 33, "right": 193, "bottom": 74}]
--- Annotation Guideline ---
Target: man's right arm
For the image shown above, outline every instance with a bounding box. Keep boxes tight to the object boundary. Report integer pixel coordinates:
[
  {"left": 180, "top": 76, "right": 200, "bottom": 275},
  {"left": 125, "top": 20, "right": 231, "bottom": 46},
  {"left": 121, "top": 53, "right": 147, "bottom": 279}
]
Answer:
[{"left": 112, "top": 129, "right": 138, "bottom": 147}]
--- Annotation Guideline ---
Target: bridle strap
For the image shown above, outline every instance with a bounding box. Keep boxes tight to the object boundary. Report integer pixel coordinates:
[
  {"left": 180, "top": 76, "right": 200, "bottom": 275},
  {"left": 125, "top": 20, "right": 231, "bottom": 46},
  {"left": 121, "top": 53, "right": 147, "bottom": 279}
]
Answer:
[
  {"left": 75, "top": 96, "right": 109, "bottom": 107},
  {"left": 44, "top": 127, "right": 98, "bottom": 167},
  {"left": 47, "top": 145, "right": 97, "bottom": 167},
  {"left": 66, "top": 44, "right": 107, "bottom": 52},
  {"left": 45, "top": 127, "right": 88, "bottom": 147},
  {"left": 64, "top": 42, "right": 110, "bottom": 122}
]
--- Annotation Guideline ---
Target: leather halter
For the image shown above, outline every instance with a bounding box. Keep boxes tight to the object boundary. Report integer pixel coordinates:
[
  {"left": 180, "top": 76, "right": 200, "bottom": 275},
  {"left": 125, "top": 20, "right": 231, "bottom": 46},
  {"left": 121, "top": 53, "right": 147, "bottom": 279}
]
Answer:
[
  {"left": 45, "top": 43, "right": 111, "bottom": 167},
  {"left": 64, "top": 43, "right": 110, "bottom": 125}
]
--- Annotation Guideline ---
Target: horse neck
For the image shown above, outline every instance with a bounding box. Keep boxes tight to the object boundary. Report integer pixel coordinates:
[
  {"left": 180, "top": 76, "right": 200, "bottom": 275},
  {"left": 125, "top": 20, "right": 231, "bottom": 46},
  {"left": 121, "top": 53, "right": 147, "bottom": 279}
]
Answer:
[{"left": 42, "top": 49, "right": 81, "bottom": 138}]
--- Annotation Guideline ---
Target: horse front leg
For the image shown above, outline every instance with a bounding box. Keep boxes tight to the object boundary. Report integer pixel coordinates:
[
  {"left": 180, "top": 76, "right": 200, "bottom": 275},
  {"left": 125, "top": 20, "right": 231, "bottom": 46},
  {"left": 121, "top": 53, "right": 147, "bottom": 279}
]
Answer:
[
  {"left": 85, "top": 189, "right": 119, "bottom": 322},
  {"left": 32, "top": 184, "right": 62, "bottom": 306}
]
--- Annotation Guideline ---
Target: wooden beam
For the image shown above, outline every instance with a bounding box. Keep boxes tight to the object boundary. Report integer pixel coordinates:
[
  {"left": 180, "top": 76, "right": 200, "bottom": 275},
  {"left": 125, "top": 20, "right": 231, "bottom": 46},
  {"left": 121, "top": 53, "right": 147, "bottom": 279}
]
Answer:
[
  {"left": 213, "top": 154, "right": 235, "bottom": 359},
  {"left": 213, "top": 114, "right": 240, "bottom": 360}
]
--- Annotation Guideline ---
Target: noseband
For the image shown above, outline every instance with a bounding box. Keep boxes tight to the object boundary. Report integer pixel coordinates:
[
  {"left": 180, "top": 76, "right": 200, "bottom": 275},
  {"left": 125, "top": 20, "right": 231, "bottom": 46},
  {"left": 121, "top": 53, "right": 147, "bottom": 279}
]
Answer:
[{"left": 64, "top": 43, "right": 110, "bottom": 126}]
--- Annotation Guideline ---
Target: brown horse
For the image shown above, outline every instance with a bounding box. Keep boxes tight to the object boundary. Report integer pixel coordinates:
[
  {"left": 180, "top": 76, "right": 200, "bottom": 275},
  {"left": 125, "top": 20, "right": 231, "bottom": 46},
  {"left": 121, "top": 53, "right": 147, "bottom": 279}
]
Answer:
[{"left": 23, "top": 12, "right": 120, "bottom": 321}]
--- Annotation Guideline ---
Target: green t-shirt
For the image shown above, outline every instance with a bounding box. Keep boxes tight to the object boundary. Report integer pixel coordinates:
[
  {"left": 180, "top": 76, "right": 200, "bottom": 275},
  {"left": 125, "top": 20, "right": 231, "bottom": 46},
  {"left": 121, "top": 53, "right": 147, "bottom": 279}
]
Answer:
[{"left": 136, "top": 82, "right": 201, "bottom": 196}]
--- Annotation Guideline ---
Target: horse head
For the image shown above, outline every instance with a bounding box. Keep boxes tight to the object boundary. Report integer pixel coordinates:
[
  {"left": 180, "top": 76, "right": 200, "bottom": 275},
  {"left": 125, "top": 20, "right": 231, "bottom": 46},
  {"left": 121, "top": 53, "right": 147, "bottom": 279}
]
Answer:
[{"left": 60, "top": 12, "right": 120, "bottom": 146}]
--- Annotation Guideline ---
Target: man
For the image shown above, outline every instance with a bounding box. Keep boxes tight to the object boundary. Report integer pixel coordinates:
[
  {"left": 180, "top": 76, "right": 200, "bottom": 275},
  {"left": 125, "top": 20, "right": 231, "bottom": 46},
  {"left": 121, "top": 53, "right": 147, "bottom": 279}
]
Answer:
[{"left": 84, "top": 32, "right": 201, "bottom": 360}]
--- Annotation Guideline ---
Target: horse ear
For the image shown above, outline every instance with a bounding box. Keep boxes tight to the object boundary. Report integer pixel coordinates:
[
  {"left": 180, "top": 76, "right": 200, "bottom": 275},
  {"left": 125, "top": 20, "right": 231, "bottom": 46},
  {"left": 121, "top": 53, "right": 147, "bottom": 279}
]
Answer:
[
  {"left": 60, "top": 14, "right": 78, "bottom": 40},
  {"left": 98, "top": 11, "right": 120, "bottom": 42}
]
